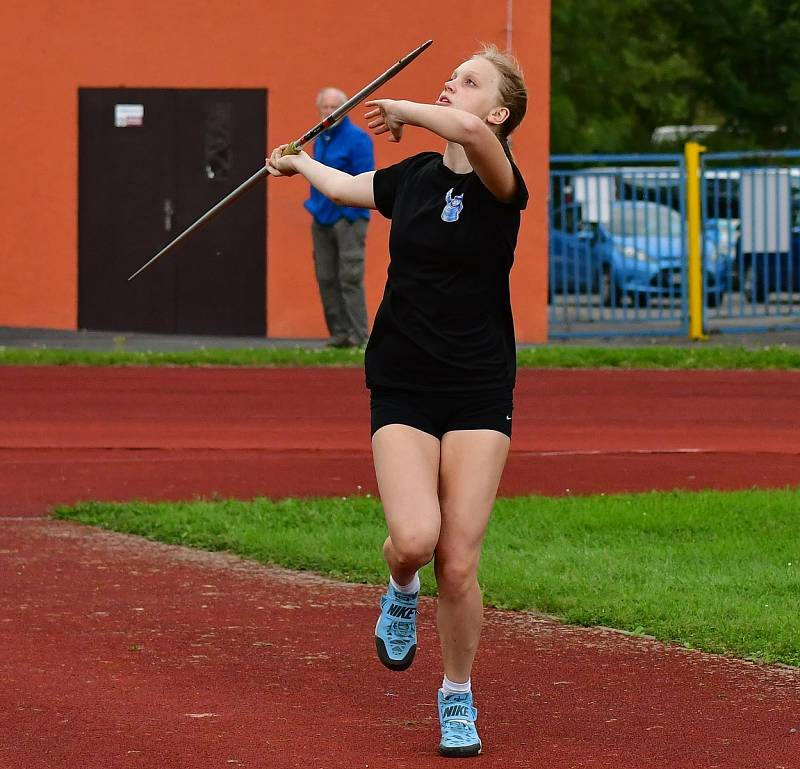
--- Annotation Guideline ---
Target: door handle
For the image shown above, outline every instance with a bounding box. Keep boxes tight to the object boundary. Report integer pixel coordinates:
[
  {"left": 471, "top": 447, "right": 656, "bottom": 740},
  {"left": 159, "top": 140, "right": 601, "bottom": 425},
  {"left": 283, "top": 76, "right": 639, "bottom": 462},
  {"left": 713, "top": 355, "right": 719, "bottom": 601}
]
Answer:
[{"left": 163, "top": 199, "right": 174, "bottom": 232}]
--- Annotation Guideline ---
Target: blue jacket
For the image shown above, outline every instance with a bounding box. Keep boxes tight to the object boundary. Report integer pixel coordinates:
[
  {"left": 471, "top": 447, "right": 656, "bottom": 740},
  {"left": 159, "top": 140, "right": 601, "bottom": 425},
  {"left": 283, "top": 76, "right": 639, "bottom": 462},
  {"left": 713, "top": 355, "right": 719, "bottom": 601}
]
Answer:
[{"left": 304, "top": 116, "right": 375, "bottom": 226}]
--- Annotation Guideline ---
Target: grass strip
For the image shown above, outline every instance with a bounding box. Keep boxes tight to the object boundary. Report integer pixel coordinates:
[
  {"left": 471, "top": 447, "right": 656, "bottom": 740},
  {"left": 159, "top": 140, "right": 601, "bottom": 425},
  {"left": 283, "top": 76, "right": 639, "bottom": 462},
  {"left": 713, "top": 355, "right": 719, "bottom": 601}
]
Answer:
[
  {"left": 4, "top": 344, "right": 800, "bottom": 369},
  {"left": 0, "top": 345, "right": 366, "bottom": 367},
  {"left": 55, "top": 488, "right": 800, "bottom": 666}
]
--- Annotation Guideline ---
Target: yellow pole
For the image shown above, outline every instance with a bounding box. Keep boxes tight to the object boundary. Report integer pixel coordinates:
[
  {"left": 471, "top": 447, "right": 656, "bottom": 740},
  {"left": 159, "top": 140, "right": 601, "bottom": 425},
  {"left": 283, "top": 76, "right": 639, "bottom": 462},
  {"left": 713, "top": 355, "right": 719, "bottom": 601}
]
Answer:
[{"left": 685, "top": 141, "right": 708, "bottom": 340}]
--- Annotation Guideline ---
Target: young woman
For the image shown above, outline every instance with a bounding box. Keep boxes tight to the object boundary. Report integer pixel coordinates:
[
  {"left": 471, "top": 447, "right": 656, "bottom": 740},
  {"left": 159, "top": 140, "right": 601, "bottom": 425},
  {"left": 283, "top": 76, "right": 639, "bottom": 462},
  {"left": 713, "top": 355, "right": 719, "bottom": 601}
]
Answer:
[{"left": 267, "top": 44, "right": 528, "bottom": 758}]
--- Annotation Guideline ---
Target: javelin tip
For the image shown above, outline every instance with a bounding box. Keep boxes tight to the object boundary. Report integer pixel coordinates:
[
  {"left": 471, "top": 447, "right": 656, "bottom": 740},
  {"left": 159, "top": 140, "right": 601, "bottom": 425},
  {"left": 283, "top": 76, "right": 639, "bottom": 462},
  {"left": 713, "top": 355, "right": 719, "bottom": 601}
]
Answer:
[{"left": 402, "top": 39, "right": 433, "bottom": 60}]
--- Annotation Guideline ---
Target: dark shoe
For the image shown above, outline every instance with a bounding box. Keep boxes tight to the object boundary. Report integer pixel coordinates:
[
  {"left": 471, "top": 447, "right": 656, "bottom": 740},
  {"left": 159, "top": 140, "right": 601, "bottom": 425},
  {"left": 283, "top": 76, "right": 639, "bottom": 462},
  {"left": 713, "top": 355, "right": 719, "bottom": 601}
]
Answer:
[{"left": 325, "top": 336, "right": 353, "bottom": 348}]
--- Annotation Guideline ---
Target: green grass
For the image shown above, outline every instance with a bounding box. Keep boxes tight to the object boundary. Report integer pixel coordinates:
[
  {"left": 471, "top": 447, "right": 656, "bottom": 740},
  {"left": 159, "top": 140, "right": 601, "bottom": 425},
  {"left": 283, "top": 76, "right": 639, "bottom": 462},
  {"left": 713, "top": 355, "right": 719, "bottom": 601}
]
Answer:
[
  {"left": 0, "top": 345, "right": 367, "bottom": 367},
  {"left": 55, "top": 488, "right": 800, "bottom": 666},
  {"left": 3, "top": 344, "right": 800, "bottom": 368}
]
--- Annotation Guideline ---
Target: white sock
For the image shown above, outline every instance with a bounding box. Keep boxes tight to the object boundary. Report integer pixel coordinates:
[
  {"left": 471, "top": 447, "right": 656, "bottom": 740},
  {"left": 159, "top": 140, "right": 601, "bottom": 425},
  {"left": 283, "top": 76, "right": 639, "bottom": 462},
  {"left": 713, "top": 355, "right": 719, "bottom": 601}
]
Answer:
[
  {"left": 441, "top": 675, "right": 471, "bottom": 697},
  {"left": 390, "top": 573, "right": 420, "bottom": 595}
]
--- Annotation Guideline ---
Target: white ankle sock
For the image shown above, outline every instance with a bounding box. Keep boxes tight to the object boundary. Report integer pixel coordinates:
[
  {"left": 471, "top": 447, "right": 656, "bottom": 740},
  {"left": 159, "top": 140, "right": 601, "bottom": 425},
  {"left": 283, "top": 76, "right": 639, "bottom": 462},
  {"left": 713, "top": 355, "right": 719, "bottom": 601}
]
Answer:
[
  {"left": 390, "top": 573, "right": 420, "bottom": 595},
  {"left": 441, "top": 675, "right": 471, "bottom": 697}
]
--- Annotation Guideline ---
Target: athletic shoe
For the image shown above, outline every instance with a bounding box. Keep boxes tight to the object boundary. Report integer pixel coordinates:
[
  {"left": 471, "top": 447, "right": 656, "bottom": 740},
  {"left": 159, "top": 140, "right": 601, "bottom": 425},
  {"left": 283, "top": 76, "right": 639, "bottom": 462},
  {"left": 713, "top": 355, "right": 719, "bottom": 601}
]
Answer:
[
  {"left": 374, "top": 584, "right": 418, "bottom": 671},
  {"left": 437, "top": 690, "right": 482, "bottom": 758}
]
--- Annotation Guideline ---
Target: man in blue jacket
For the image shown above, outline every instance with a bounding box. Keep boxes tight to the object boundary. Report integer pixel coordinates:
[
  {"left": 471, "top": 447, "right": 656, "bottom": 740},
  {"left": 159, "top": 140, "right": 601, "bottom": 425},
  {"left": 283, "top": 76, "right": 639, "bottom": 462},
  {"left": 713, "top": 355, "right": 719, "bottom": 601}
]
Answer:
[{"left": 304, "top": 87, "right": 375, "bottom": 348}]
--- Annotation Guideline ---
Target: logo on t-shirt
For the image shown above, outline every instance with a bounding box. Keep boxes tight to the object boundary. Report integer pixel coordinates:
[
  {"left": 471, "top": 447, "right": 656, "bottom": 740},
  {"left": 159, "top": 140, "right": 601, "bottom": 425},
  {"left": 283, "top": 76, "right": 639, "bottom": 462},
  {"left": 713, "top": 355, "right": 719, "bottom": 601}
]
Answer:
[{"left": 441, "top": 188, "right": 465, "bottom": 222}]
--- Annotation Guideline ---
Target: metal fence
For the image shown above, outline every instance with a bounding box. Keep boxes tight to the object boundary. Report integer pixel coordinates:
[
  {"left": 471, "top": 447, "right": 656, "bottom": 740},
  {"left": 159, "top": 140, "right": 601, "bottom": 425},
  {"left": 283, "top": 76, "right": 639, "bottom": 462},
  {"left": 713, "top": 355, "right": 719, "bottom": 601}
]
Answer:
[
  {"left": 548, "top": 150, "right": 800, "bottom": 338},
  {"left": 702, "top": 150, "right": 800, "bottom": 332}
]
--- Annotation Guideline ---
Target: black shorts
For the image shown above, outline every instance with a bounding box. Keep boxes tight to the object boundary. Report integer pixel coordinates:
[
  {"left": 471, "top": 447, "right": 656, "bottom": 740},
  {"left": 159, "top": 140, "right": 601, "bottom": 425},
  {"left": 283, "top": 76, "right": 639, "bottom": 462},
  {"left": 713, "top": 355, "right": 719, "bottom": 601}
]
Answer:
[{"left": 370, "top": 388, "right": 514, "bottom": 440}]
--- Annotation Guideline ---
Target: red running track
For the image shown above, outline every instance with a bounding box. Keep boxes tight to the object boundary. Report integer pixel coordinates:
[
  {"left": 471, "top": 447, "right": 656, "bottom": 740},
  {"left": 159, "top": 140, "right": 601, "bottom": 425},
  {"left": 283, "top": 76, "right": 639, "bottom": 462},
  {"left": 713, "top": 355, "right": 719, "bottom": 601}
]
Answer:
[
  {"left": 3, "top": 519, "right": 799, "bottom": 769},
  {"left": 1, "top": 366, "right": 799, "bottom": 516},
  {"left": 1, "top": 366, "right": 799, "bottom": 768}
]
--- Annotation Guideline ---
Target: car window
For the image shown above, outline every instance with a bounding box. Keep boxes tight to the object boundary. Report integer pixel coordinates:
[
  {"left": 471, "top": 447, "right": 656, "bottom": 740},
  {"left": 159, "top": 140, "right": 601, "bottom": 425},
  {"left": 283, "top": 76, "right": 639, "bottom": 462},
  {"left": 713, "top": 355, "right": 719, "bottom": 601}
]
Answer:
[{"left": 609, "top": 203, "right": 682, "bottom": 236}]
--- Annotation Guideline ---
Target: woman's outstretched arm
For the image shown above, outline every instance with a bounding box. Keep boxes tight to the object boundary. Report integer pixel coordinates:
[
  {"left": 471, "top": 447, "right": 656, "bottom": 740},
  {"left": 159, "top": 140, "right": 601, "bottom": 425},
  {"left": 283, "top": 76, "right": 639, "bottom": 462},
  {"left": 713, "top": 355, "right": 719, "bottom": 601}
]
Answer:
[
  {"left": 365, "top": 99, "right": 516, "bottom": 203},
  {"left": 266, "top": 144, "right": 376, "bottom": 209}
]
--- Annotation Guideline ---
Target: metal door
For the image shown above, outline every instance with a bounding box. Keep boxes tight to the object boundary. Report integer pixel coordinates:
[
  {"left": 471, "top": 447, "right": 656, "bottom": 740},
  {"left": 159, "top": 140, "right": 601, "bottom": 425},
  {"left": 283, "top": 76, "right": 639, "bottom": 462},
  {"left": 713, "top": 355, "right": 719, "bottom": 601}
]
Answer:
[{"left": 78, "top": 88, "right": 267, "bottom": 335}]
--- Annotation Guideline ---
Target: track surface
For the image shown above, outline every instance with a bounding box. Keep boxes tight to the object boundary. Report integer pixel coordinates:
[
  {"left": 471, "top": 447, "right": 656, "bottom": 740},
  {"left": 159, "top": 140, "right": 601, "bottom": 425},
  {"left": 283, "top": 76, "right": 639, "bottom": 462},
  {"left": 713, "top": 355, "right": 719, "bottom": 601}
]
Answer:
[
  {"left": 2, "top": 366, "right": 800, "bottom": 514},
  {"left": 2, "top": 366, "right": 799, "bottom": 767}
]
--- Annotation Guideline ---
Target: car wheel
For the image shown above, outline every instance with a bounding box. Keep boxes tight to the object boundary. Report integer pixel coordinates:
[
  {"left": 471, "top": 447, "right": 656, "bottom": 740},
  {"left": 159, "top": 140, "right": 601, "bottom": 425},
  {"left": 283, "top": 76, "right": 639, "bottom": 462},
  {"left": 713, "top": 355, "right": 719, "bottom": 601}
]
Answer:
[
  {"left": 706, "top": 291, "right": 720, "bottom": 308},
  {"left": 632, "top": 291, "right": 649, "bottom": 308},
  {"left": 602, "top": 265, "right": 622, "bottom": 307},
  {"left": 743, "top": 263, "right": 766, "bottom": 303}
]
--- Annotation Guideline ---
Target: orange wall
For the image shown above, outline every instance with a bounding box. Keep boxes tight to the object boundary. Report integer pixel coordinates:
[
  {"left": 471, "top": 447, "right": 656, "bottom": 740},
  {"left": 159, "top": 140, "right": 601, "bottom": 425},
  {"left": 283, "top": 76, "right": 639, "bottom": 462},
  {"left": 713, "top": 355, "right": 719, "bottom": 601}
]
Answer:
[{"left": 0, "top": 0, "right": 550, "bottom": 341}]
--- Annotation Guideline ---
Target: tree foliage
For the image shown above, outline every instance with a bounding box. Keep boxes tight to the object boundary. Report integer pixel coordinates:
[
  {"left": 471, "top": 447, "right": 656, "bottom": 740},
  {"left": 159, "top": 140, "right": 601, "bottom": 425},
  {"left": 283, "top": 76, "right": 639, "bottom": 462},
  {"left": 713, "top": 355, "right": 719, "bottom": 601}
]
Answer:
[{"left": 551, "top": 0, "right": 800, "bottom": 152}]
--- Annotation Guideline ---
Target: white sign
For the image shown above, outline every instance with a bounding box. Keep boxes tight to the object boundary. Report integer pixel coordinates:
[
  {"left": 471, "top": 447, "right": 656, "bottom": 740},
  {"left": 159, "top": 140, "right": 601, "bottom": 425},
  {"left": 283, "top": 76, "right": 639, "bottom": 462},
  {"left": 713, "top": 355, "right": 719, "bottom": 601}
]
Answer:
[
  {"left": 114, "top": 104, "right": 144, "bottom": 128},
  {"left": 574, "top": 173, "right": 613, "bottom": 223},
  {"left": 740, "top": 169, "right": 791, "bottom": 254}
]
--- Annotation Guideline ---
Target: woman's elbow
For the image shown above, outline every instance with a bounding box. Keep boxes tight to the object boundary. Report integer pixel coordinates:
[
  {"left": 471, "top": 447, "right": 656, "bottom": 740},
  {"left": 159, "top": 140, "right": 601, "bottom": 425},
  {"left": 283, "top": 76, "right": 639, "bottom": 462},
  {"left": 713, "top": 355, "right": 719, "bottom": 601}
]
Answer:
[
  {"left": 328, "top": 184, "right": 348, "bottom": 207},
  {"left": 459, "top": 114, "right": 492, "bottom": 148},
  {"left": 330, "top": 177, "right": 369, "bottom": 208}
]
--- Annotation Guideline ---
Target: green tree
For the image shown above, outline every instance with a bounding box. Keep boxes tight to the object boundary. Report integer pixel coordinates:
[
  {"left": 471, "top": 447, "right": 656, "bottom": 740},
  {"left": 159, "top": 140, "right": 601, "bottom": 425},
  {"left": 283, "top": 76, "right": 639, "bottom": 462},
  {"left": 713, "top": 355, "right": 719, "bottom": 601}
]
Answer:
[
  {"left": 663, "top": 0, "right": 800, "bottom": 149},
  {"left": 551, "top": 0, "right": 800, "bottom": 152},
  {"left": 551, "top": 0, "right": 700, "bottom": 153}
]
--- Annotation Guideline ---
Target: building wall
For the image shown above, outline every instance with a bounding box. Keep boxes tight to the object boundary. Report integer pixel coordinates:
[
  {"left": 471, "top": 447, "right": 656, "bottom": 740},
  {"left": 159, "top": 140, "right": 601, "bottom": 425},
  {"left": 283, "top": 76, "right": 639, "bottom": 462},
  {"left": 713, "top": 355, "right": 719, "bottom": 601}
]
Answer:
[{"left": 0, "top": 0, "right": 550, "bottom": 341}]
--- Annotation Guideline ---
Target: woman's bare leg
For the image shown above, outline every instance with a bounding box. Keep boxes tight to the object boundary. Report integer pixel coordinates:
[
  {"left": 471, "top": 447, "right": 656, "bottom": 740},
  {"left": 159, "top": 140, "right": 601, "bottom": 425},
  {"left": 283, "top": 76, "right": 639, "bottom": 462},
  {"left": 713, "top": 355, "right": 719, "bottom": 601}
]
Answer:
[
  {"left": 435, "top": 429, "right": 510, "bottom": 682},
  {"left": 371, "top": 424, "right": 442, "bottom": 583}
]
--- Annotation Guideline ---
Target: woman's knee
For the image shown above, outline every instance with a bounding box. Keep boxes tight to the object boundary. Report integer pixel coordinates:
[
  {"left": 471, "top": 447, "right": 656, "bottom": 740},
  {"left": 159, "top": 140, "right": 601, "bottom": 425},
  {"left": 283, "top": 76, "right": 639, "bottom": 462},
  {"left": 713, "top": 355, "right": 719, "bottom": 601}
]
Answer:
[
  {"left": 434, "top": 554, "right": 480, "bottom": 597},
  {"left": 386, "top": 533, "right": 436, "bottom": 570}
]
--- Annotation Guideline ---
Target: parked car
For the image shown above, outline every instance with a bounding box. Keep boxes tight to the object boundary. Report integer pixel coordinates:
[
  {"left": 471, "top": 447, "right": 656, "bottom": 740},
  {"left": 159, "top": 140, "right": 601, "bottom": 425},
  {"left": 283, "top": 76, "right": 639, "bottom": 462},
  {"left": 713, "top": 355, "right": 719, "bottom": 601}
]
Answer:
[
  {"left": 704, "top": 218, "right": 740, "bottom": 262},
  {"left": 549, "top": 201, "right": 730, "bottom": 307},
  {"left": 735, "top": 226, "right": 800, "bottom": 302},
  {"left": 731, "top": 195, "right": 800, "bottom": 302}
]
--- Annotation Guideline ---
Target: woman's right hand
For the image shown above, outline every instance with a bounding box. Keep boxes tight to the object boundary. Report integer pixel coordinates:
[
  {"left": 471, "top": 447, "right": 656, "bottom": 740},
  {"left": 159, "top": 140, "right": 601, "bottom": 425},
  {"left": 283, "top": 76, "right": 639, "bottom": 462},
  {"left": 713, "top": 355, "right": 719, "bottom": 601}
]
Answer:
[
  {"left": 364, "top": 99, "right": 405, "bottom": 143},
  {"left": 266, "top": 144, "right": 303, "bottom": 177}
]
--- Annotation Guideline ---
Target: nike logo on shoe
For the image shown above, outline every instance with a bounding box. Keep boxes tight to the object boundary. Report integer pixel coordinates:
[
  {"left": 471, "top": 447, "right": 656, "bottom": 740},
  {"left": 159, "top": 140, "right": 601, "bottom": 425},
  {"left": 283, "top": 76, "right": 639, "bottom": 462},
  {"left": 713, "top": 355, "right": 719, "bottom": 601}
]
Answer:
[
  {"left": 387, "top": 604, "right": 415, "bottom": 619},
  {"left": 443, "top": 705, "right": 472, "bottom": 719}
]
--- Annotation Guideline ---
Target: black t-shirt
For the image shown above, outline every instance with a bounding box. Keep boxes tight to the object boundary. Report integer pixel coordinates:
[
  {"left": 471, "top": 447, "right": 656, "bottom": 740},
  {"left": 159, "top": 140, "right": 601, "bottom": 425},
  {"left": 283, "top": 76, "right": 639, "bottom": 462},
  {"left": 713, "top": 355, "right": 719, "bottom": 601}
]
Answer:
[{"left": 366, "top": 151, "right": 528, "bottom": 393}]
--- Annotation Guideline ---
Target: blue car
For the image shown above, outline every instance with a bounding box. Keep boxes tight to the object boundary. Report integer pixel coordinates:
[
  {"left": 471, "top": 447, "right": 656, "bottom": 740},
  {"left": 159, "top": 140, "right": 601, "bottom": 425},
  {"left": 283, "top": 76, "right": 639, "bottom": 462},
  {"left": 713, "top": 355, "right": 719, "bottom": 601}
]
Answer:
[
  {"left": 704, "top": 217, "right": 740, "bottom": 263},
  {"left": 734, "top": 216, "right": 800, "bottom": 303},
  {"left": 550, "top": 200, "right": 731, "bottom": 307}
]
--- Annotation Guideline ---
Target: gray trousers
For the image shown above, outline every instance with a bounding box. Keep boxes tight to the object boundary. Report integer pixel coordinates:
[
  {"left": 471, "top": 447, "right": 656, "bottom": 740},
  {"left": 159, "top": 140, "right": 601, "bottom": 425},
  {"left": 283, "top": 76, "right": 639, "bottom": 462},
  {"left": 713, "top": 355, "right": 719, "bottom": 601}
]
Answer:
[{"left": 311, "top": 217, "right": 369, "bottom": 344}]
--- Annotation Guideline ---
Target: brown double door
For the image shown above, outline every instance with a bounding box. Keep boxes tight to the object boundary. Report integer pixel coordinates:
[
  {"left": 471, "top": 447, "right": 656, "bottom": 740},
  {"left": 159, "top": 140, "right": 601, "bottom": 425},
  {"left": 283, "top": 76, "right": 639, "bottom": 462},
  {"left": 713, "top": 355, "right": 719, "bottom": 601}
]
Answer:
[{"left": 79, "top": 88, "right": 267, "bottom": 335}]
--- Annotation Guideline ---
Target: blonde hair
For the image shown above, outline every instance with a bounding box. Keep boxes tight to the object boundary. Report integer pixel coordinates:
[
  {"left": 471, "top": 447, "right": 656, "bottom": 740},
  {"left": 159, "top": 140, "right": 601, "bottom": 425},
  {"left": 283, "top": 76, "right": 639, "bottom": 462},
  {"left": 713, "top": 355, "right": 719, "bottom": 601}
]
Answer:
[{"left": 473, "top": 43, "right": 527, "bottom": 142}]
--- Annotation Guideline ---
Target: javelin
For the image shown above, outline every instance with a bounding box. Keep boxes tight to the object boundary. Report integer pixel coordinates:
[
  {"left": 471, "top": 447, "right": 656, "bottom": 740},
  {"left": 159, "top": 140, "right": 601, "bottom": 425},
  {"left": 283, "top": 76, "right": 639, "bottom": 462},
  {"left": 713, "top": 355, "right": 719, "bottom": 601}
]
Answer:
[{"left": 128, "top": 38, "right": 433, "bottom": 281}]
